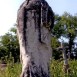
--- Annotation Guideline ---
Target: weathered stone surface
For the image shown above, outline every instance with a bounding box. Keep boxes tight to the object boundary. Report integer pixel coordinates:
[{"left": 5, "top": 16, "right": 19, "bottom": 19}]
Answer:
[{"left": 17, "top": 0, "right": 54, "bottom": 77}]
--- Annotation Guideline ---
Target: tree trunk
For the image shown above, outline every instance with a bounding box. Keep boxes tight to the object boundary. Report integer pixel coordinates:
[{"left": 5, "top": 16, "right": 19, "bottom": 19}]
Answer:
[{"left": 17, "top": 0, "right": 54, "bottom": 77}]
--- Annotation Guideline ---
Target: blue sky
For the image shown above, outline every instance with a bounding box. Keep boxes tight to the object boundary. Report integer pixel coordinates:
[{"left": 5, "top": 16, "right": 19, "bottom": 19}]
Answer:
[
  {"left": 48, "top": 0, "right": 77, "bottom": 15},
  {"left": 0, "top": 0, "right": 77, "bottom": 35}
]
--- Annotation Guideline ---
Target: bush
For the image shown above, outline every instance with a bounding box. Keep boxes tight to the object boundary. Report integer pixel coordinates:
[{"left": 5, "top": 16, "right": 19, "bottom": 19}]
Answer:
[{"left": 0, "top": 57, "right": 21, "bottom": 77}]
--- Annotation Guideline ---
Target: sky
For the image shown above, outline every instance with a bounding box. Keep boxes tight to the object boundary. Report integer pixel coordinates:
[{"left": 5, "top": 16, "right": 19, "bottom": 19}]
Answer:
[{"left": 0, "top": 0, "right": 77, "bottom": 36}]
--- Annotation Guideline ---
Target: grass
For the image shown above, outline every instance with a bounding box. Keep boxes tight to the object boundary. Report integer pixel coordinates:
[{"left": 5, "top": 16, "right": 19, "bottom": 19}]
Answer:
[
  {"left": 50, "top": 59, "right": 77, "bottom": 77},
  {"left": 0, "top": 62, "right": 21, "bottom": 77},
  {"left": 0, "top": 59, "right": 77, "bottom": 77}
]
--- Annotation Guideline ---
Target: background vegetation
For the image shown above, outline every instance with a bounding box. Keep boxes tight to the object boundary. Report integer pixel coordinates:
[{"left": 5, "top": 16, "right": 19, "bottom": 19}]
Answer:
[{"left": 0, "top": 12, "right": 77, "bottom": 77}]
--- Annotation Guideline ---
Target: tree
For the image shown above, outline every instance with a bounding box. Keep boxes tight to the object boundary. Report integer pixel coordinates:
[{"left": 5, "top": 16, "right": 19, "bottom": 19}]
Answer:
[
  {"left": 51, "top": 36, "right": 61, "bottom": 59},
  {"left": 52, "top": 12, "right": 77, "bottom": 57},
  {"left": 0, "top": 26, "right": 19, "bottom": 62},
  {"left": 61, "top": 12, "right": 77, "bottom": 53},
  {"left": 51, "top": 12, "right": 77, "bottom": 73}
]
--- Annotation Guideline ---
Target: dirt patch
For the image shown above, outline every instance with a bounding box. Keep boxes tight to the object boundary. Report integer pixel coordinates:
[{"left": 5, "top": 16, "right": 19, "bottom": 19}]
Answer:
[{"left": 0, "top": 64, "right": 7, "bottom": 70}]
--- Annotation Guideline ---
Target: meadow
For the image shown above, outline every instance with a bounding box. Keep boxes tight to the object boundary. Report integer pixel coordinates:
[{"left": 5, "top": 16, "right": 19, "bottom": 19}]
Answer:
[{"left": 0, "top": 60, "right": 77, "bottom": 77}]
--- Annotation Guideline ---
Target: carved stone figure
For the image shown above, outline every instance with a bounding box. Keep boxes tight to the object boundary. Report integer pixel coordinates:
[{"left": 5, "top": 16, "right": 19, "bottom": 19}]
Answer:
[{"left": 17, "top": 0, "right": 54, "bottom": 77}]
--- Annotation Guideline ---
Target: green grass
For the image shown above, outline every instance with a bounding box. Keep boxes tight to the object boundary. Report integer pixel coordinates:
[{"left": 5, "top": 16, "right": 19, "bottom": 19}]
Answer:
[
  {"left": 0, "top": 62, "right": 21, "bottom": 77},
  {"left": 0, "top": 60, "right": 77, "bottom": 77},
  {"left": 50, "top": 59, "right": 77, "bottom": 77}
]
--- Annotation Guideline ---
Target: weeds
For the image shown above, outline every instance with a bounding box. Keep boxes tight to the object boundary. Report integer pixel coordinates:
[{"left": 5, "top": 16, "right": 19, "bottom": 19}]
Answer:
[
  {"left": 0, "top": 59, "right": 77, "bottom": 77},
  {"left": 50, "top": 59, "right": 77, "bottom": 77}
]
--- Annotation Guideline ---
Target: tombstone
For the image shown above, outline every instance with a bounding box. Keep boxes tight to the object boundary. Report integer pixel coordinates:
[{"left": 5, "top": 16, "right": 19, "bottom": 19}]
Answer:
[{"left": 17, "top": 0, "right": 54, "bottom": 77}]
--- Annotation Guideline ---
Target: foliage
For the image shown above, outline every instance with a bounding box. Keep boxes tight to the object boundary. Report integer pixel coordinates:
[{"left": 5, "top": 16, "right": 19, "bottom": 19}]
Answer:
[
  {"left": 0, "top": 26, "right": 19, "bottom": 62},
  {"left": 50, "top": 60, "right": 77, "bottom": 77},
  {"left": 51, "top": 37, "right": 60, "bottom": 49},
  {"left": 52, "top": 12, "right": 77, "bottom": 59},
  {"left": 0, "top": 62, "right": 21, "bottom": 77},
  {"left": 51, "top": 37, "right": 61, "bottom": 59},
  {"left": 52, "top": 49, "right": 62, "bottom": 60},
  {"left": 0, "top": 55, "right": 21, "bottom": 77},
  {"left": 53, "top": 12, "right": 77, "bottom": 38},
  {"left": 0, "top": 60, "right": 77, "bottom": 77}
]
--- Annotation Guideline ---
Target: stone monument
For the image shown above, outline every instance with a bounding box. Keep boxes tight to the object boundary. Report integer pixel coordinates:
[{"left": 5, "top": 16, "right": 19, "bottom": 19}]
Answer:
[{"left": 17, "top": 0, "right": 54, "bottom": 77}]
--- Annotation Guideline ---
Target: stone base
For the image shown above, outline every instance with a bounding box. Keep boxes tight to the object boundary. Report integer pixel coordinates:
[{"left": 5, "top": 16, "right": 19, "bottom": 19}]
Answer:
[{"left": 63, "top": 64, "right": 69, "bottom": 73}]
